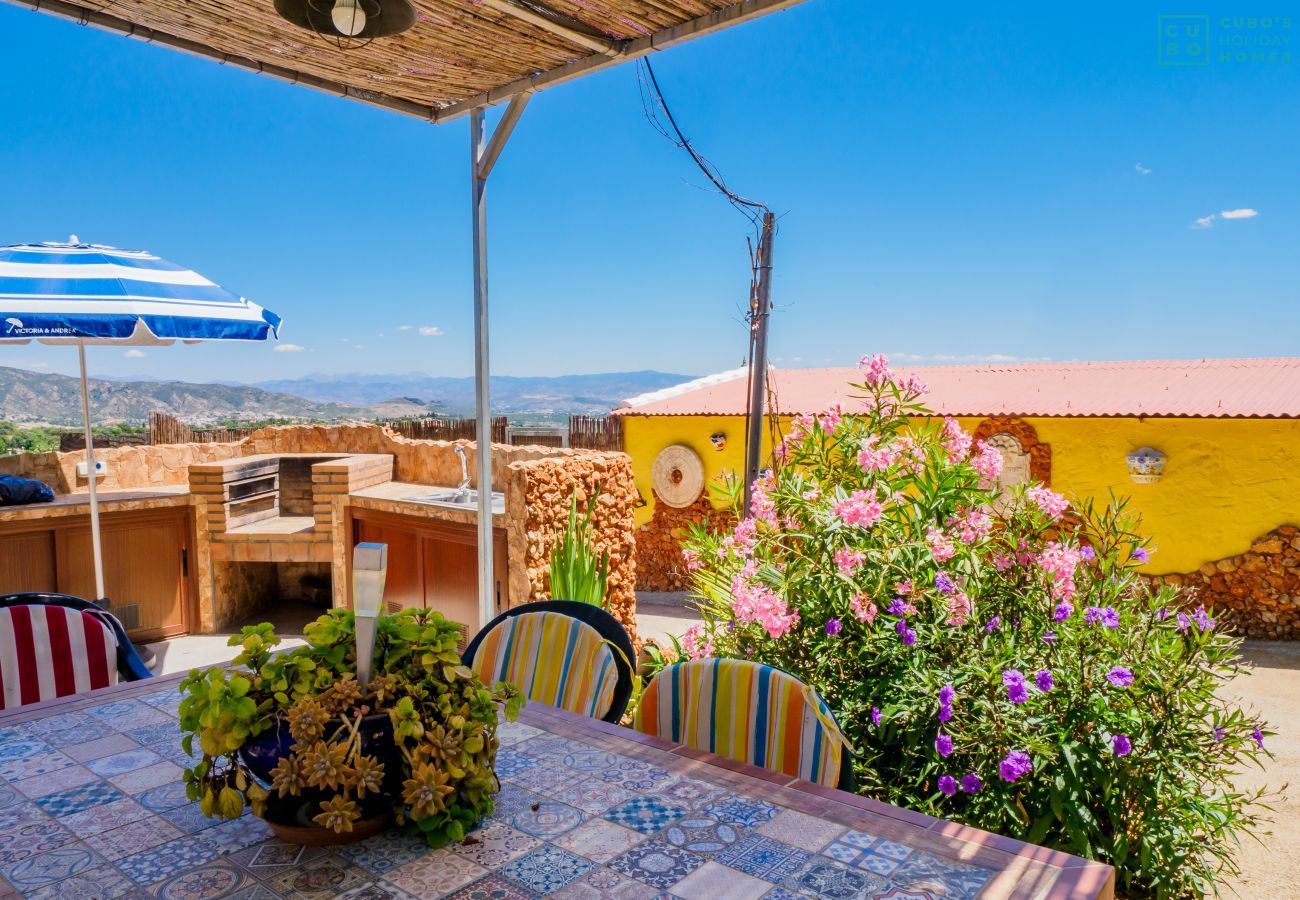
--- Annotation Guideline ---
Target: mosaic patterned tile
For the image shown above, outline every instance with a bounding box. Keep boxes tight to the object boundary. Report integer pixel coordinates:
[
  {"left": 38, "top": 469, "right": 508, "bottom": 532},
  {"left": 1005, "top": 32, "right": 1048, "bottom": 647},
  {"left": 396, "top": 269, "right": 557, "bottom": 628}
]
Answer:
[
  {"left": 383, "top": 848, "right": 487, "bottom": 898},
  {"left": 36, "top": 722, "right": 113, "bottom": 749},
  {"left": 337, "top": 829, "right": 431, "bottom": 874},
  {"left": 608, "top": 839, "right": 705, "bottom": 889},
  {"left": 22, "top": 861, "right": 138, "bottom": 899},
  {"left": 497, "top": 721, "right": 543, "bottom": 747},
  {"left": 0, "top": 801, "right": 49, "bottom": 835},
  {"left": 0, "top": 746, "right": 74, "bottom": 782},
  {"left": 673, "top": 860, "right": 773, "bottom": 900},
  {"left": 0, "top": 842, "right": 102, "bottom": 890},
  {"left": 267, "top": 853, "right": 373, "bottom": 899},
  {"left": 139, "top": 690, "right": 184, "bottom": 718},
  {"left": 703, "top": 794, "right": 779, "bottom": 829},
  {"left": 0, "top": 736, "right": 50, "bottom": 764},
  {"left": 333, "top": 882, "right": 409, "bottom": 900},
  {"left": 0, "top": 821, "right": 77, "bottom": 866},
  {"left": 491, "top": 784, "right": 545, "bottom": 819},
  {"left": 821, "top": 831, "right": 913, "bottom": 877},
  {"left": 494, "top": 747, "right": 543, "bottom": 779},
  {"left": 21, "top": 712, "right": 94, "bottom": 737},
  {"left": 32, "top": 780, "right": 124, "bottom": 817},
  {"left": 116, "top": 834, "right": 218, "bottom": 884},
  {"left": 443, "top": 874, "right": 539, "bottom": 899},
  {"left": 110, "top": 760, "right": 186, "bottom": 794},
  {"left": 137, "top": 781, "right": 192, "bottom": 813},
  {"left": 499, "top": 844, "right": 594, "bottom": 895},
  {"left": 655, "top": 777, "right": 727, "bottom": 812},
  {"left": 604, "top": 796, "right": 686, "bottom": 835},
  {"left": 552, "top": 865, "right": 662, "bottom": 900},
  {"left": 560, "top": 750, "right": 620, "bottom": 773},
  {"left": 871, "top": 887, "right": 940, "bottom": 900},
  {"left": 548, "top": 781, "right": 636, "bottom": 815},
  {"left": 550, "top": 819, "right": 646, "bottom": 865},
  {"left": 62, "top": 733, "right": 140, "bottom": 763},
  {"left": 662, "top": 815, "right": 742, "bottom": 855},
  {"left": 779, "top": 856, "right": 889, "bottom": 899},
  {"left": 58, "top": 797, "right": 151, "bottom": 838},
  {"left": 161, "top": 802, "right": 225, "bottom": 835},
  {"left": 519, "top": 734, "right": 588, "bottom": 758},
  {"left": 510, "top": 764, "right": 582, "bottom": 796},
  {"left": 85, "top": 747, "right": 165, "bottom": 778},
  {"left": 196, "top": 813, "right": 274, "bottom": 854},
  {"left": 713, "top": 834, "right": 810, "bottom": 881},
  {"left": 85, "top": 816, "right": 185, "bottom": 862},
  {"left": 596, "top": 760, "right": 674, "bottom": 792},
  {"left": 226, "top": 839, "right": 328, "bottom": 877},
  {"left": 886, "top": 849, "right": 994, "bottom": 900},
  {"left": 13, "top": 763, "right": 100, "bottom": 800},
  {"left": 223, "top": 885, "right": 285, "bottom": 900},
  {"left": 146, "top": 860, "right": 253, "bottom": 899},
  {"left": 450, "top": 822, "right": 540, "bottom": 869},
  {"left": 756, "top": 810, "right": 846, "bottom": 853},
  {"left": 83, "top": 699, "right": 171, "bottom": 731},
  {"left": 507, "top": 800, "right": 586, "bottom": 839}
]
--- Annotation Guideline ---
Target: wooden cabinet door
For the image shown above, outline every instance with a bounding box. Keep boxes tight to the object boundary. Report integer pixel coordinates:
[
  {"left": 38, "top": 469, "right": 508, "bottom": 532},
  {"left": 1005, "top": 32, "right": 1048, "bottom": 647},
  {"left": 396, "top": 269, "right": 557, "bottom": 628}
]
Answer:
[
  {"left": 421, "top": 535, "right": 478, "bottom": 641},
  {"left": 353, "top": 519, "right": 422, "bottom": 614},
  {"left": 0, "top": 529, "right": 58, "bottom": 595},
  {"left": 58, "top": 510, "right": 188, "bottom": 641}
]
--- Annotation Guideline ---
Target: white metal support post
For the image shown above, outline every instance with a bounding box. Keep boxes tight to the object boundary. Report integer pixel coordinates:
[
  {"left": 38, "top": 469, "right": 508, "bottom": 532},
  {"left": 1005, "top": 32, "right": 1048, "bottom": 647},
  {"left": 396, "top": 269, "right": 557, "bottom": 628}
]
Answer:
[
  {"left": 77, "top": 341, "right": 106, "bottom": 601},
  {"left": 469, "top": 93, "right": 530, "bottom": 632}
]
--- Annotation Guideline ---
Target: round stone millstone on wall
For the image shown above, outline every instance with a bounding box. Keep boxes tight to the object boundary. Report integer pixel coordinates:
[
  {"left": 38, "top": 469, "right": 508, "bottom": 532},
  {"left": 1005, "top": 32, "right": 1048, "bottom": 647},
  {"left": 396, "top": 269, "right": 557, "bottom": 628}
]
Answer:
[{"left": 651, "top": 444, "right": 705, "bottom": 509}]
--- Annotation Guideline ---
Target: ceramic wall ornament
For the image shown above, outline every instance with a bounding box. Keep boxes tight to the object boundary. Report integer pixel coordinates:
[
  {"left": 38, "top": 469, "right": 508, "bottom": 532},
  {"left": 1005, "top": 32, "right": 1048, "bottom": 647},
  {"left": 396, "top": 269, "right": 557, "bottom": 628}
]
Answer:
[{"left": 1126, "top": 447, "right": 1167, "bottom": 484}]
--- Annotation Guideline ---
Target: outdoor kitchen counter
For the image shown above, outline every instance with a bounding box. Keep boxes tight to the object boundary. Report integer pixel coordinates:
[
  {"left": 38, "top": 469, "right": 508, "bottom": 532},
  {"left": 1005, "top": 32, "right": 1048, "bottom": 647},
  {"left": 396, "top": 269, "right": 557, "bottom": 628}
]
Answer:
[
  {"left": 347, "top": 480, "right": 507, "bottom": 527},
  {"left": 0, "top": 484, "right": 191, "bottom": 524}
]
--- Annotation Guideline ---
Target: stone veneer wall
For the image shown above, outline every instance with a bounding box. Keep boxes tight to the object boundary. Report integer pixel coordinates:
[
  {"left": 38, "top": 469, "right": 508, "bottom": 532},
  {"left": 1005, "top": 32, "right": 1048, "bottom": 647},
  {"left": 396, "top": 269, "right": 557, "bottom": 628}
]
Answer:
[
  {"left": 508, "top": 453, "right": 639, "bottom": 644},
  {"left": 635, "top": 496, "right": 736, "bottom": 592},
  {"left": 1149, "top": 526, "right": 1300, "bottom": 639}
]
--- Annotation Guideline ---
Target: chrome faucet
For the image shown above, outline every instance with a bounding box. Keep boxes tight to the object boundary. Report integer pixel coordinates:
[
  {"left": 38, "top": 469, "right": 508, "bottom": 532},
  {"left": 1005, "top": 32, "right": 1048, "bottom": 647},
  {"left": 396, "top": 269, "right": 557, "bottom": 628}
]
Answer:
[{"left": 453, "top": 444, "right": 471, "bottom": 497}]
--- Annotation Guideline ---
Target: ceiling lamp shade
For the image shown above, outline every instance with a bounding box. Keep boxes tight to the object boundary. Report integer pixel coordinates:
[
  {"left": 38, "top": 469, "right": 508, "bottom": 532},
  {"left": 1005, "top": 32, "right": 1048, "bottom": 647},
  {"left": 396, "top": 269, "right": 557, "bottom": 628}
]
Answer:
[{"left": 274, "top": 0, "right": 416, "bottom": 48}]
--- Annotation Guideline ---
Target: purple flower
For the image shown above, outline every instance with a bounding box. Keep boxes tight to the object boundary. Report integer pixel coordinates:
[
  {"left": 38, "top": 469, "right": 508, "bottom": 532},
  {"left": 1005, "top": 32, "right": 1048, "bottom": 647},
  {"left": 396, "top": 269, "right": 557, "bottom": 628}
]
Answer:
[
  {"left": 961, "top": 772, "right": 983, "bottom": 794},
  {"left": 1194, "top": 607, "right": 1214, "bottom": 630},
  {"left": 1083, "top": 607, "right": 1101, "bottom": 625},
  {"left": 1035, "top": 669, "right": 1054, "bottom": 692},
  {"left": 934, "top": 572, "right": 955, "bottom": 595},
  {"left": 1176, "top": 612, "right": 1191, "bottom": 633},
  {"left": 937, "top": 775, "right": 958, "bottom": 796},
  {"left": 1041, "top": 630, "right": 1058, "bottom": 644},
  {"left": 1213, "top": 725, "right": 1226, "bottom": 742},
  {"left": 984, "top": 616, "right": 1001, "bottom": 633},
  {"left": 901, "top": 627, "right": 917, "bottom": 647},
  {"left": 1253, "top": 726, "right": 1265, "bottom": 749},
  {"left": 825, "top": 618, "right": 842, "bottom": 636},
  {"left": 887, "top": 598, "right": 907, "bottom": 616},
  {"left": 938, "top": 684, "right": 955, "bottom": 706},
  {"left": 1156, "top": 607, "right": 1169, "bottom": 620},
  {"left": 1053, "top": 602, "right": 1073, "bottom": 622},
  {"left": 1101, "top": 607, "right": 1120, "bottom": 628},
  {"left": 895, "top": 618, "right": 908, "bottom": 636},
  {"left": 1132, "top": 547, "right": 1150, "bottom": 564},
  {"left": 1112, "top": 734, "right": 1132, "bottom": 756},
  {"left": 1002, "top": 669, "right": 1028, "bottom": 703},
  {"left": 935, "top": 732, "right": 953, "bottom": 758},
  {"left": 1080, "top": 545, "right": 1096, "bottom": 561},
  {"left": 870, "top": 706, "right": 882, "bottom": 727},
  {"left": 999, "top": 749, "right": 1032, "bottom": 783},
  {"left": 1107, "top": 666, "right": 1134, "bottom": 688}
]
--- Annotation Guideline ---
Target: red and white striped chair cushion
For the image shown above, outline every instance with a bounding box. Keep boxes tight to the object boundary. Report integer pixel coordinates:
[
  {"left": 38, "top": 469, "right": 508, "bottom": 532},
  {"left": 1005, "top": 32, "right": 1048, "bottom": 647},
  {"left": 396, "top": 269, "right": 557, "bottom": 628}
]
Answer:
[{"left": 0, "top": 605, "right": 120, "bottom": 710}]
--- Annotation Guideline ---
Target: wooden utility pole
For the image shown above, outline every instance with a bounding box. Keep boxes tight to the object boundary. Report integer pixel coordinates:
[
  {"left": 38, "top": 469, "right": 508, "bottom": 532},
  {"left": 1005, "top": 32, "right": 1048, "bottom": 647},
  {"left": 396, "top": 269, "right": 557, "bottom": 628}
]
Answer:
[{"left": 743, "top": 211, "right": 776, "bottom": 512}]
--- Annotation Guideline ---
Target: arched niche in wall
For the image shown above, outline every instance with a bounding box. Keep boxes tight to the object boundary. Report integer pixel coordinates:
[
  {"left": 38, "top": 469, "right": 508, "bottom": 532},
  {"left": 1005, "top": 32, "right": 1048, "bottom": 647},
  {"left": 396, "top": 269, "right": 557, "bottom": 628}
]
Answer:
[{"left": 972, "top": 417, "right": 1052, "bottom": 498}]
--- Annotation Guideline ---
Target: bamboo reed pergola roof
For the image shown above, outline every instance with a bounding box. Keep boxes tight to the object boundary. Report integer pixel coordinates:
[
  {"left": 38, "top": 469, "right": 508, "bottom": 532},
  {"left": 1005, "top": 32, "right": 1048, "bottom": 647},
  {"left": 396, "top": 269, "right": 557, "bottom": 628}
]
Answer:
[{"left": 8, "top": 0, "right": 805, "bottom": 121}]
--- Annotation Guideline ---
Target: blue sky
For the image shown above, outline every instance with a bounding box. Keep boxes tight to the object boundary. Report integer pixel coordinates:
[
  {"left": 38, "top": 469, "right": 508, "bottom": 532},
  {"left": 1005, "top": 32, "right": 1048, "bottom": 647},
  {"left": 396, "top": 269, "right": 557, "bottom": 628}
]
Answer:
[{"left": 0, "top": 1, "right": 1295, "bottom": 383}]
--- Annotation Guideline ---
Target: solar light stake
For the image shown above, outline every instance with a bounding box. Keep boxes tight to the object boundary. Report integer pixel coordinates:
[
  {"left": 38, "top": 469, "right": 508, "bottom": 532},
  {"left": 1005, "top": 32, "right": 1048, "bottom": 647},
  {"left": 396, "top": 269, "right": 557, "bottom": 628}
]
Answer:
[{"left": 352, "top": 542, "right": 388, "bottom": 688}]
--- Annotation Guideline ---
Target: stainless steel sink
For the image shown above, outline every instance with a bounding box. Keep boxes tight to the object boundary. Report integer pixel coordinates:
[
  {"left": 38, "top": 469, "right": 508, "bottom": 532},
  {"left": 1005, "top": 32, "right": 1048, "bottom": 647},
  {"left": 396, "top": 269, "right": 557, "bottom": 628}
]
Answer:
[{"left": 405, "top": 488, "right": 505, "bottom": 513}]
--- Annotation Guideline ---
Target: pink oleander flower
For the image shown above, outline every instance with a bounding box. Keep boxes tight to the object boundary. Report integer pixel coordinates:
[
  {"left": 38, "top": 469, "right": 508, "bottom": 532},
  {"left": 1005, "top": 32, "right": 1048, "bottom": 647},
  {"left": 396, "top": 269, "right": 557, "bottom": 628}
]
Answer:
[
  {"left": 731, "top": 574, "right": 800, "bottom": 639},
  {"left": 857, "top": 436, "right": 901, "bottom": 473},
  {"left": 850, "top": 592, "right": 878, "bottom": 623},
  {"left": 802, "top": 486, "right": 821, "bottom": 502},
  {"left": 834, "top": 548, "right": 866, "bottom": 577},
  {"left": 819, "top": 404, "right": 843, "bottom": 433},
  {"left": 952, "top": 506, "right": 993, "bottom": 544},
  {"left": 681, "top": 624, "right": 714, "bottom": 660},
  {"left": 833, "top": 490, "right": 884, "bottom": 529},
  {"left": 971, "top": 439, "right": 1003, "bottom": 487},
  {"left": 749, "top": 476, "right": 778, "bottom": 526},
  {"left": 1038, "top": 542, "right": 1083, "bottom": 601},
  {"left": 900, "top": 372, "right": 928, "bottom": 396},
  {"left": 1026, "top": 484, "right": 1069, "bottom": 519},
  {"left": 926, "top": 525, "right": 956, "bottom": 563},
  {"left": 941, "top": 417, "right": 972, "bottom": 462},
  {"left": 859, "top": 353, "right": 893, "bottom": 387},
  {"left": 945, "top": 590, "right": 972, "bottom": 626},
  {"left": 895, "top": 580, "right": 914, "bottom": 596},
  {"left": 681, "top": 547, "right": 703, "bottom": 572},
  {"left": 733, "top": 517, "right": 758, "bottom": 549}
]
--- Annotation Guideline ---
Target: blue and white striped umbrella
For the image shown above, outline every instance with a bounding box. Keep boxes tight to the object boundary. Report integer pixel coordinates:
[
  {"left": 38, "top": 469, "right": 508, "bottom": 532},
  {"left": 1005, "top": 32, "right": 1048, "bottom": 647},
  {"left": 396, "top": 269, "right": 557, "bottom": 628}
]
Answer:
[
  {"left": 0, "top": 238, "right": 282, "bottom": 606},
  {"left": 0, "top": 240, "right": 280, "bottom": 344}
]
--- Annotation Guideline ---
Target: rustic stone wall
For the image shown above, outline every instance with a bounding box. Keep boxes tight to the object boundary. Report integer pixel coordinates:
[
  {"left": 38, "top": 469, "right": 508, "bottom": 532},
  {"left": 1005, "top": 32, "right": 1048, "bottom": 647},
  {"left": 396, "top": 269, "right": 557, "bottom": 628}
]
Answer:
[
  {"left": 1150, "top": 526, "right": 1300, "bottom": 639},
  {"left": 211, "top": 560, "right": 279, "bottom": 632},
  {"left": 511, "top": 452, "right": 639, "bottom": 644},
  {"left": 635, "top": 496, "right": 736, "bottom": 592}
]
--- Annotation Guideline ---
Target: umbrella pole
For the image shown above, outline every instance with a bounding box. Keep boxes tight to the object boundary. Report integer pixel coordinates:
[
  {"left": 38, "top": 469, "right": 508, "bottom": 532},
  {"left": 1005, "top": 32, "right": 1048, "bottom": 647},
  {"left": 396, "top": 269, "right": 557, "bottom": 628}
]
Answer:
[
  {"left": 77, "top": 341, "right": 106, "bottom": 602},
  {"left": 470, "top": 108, "right": 495, "bottom": 632}
]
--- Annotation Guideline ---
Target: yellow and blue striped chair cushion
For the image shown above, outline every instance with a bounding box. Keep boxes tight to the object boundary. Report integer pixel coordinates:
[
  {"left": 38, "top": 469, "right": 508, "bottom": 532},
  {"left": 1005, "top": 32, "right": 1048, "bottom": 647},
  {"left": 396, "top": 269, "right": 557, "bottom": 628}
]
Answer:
[
  {"left": 470, "top": 611, "right": 620, "bottom": 720},
  {"left": 634, "top": 658, "right": 847, "bottom": 788}
]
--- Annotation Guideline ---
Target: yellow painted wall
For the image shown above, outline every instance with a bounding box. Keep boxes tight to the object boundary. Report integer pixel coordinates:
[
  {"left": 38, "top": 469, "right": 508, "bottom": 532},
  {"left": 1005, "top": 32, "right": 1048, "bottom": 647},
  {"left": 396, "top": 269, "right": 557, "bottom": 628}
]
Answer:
[{"left": 622, "top": 414, "right": 1300, "bottom": 575}]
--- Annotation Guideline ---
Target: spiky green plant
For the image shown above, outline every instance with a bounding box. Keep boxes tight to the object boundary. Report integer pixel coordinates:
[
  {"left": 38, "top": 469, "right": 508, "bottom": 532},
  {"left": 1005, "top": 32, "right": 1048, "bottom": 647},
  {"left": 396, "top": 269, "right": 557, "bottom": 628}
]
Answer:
[{"left": 548, "top": 486, "right": 610, "bottom": 607}]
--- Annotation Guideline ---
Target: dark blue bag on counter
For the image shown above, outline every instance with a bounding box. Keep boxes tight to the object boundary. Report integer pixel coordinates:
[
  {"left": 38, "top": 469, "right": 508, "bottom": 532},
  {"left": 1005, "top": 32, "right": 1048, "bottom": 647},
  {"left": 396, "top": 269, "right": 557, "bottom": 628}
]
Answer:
[{"left": 0, "top": 475, "right": 55, "bottom": 505}]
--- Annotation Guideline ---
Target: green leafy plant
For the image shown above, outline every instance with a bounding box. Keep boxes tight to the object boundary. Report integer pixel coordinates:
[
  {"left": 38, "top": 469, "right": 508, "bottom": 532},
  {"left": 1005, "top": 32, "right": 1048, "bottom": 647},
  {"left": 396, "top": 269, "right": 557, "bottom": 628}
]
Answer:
[
  {"left": 548, "top": 485, "right": 610, "bottom": 606},
  {"left": 679, "top": 355, "right": 1273, "bottom": 898},
  {"left": 179, "top": 608, "right": 522, "bottom": 846}
]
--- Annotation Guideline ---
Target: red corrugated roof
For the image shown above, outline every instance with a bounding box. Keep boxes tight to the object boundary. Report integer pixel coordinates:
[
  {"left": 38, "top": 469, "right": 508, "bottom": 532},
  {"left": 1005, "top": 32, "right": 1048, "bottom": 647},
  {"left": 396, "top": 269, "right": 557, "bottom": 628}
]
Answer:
[{"left": 616, "top": 358, "right": 1300, "bottom": 419}]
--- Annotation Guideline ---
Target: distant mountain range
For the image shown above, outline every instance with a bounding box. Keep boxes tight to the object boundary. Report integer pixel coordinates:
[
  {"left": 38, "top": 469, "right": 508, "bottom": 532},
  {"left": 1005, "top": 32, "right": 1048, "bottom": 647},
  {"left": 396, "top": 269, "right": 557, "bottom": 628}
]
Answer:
[{"left": 0, "top": 367, "right": 694, "bottom": 427}]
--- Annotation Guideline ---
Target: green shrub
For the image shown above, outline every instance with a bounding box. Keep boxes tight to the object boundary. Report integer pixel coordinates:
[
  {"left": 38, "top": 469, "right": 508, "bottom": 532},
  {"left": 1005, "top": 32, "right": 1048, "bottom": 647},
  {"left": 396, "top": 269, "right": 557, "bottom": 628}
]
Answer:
[
  {"left": 680, "top": 356, "right": 1272, "bottom": 898},
  {"left": 548, "top": 486, "right": 610, "bottom": 606}
]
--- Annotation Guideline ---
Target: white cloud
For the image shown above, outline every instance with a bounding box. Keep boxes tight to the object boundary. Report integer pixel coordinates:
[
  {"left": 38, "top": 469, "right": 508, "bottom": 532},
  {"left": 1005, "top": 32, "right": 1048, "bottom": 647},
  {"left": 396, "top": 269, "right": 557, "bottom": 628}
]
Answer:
[
  {"left": 1192, "top": 214, "right": 1217, "bottom": 229},
  {"left": 274, "top": 343, "right": 305, "bottom": 353},
  {"left": 124, "top": 349, "right": 146, "bottom": 358},
  {"left": 355, "top": 344, "right": 365, "bottom": 350},
  {"left": 418, "top": 326, "right": 444, "bottom": 337},
  {"left": 1220, "top": 208, "right": 1258, "bottom": 219},
  {"left": 397, "top": 324, "right": 413, "bottom": 331},
  {"left": 1135, "top": 163, "right": 1152, "bottom": 175}
]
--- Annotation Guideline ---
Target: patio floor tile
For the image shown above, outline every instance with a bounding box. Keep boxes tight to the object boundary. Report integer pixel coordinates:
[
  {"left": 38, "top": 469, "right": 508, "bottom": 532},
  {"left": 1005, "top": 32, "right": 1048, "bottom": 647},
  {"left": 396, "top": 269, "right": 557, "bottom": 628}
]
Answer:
[
  {"left": 21, "top": 862, "right": 138, "bottom": 899},
  {"left": 0, "top": 842, "right": 103, "bottom": 891},
  {"left": 115, "top": 833, "right": 218, "bottom": 884},
  {"left": 62, "top": 734, "right": 140, "bottom": 763},
  {"left": 756, "top": 809, "right": 847, "bottom": 852},
  {"left": 549, "top": 819, "right": 645, "bottom": 864},
  {"left": 0, "top": 821, "right": 77, "bottom": 866},
  {"left": 84, "top": 815, "right": 184, "bottom": 861},
  {"left": 32, "top": 780, "right": 124, "bottom": 816},
  {"left": 384, "top": 848, "right": 487, "bottom": 897},
  {"left": 672, "top": 860, "right": 772, "bottom": 900},
  {"left": 84, "top": 747, "right": 165, "bottom": 778},
  {"left": 58, "top": 797, "right": 151, "bottom": 838}
]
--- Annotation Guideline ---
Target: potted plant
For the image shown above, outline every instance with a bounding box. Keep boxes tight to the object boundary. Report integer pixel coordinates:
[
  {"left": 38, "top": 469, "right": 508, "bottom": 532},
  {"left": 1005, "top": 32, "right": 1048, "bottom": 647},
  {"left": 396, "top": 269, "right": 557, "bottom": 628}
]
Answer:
[{"left": 178, "top": 607, "right": 523, "bottom": 846}]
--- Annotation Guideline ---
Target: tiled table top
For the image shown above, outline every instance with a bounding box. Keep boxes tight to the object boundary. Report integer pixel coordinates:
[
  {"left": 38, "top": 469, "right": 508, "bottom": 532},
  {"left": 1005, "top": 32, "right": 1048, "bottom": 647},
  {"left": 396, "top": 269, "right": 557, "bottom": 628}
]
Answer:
[{"left": 0, "top": 676, "right": 1113, "bottom": 899}]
